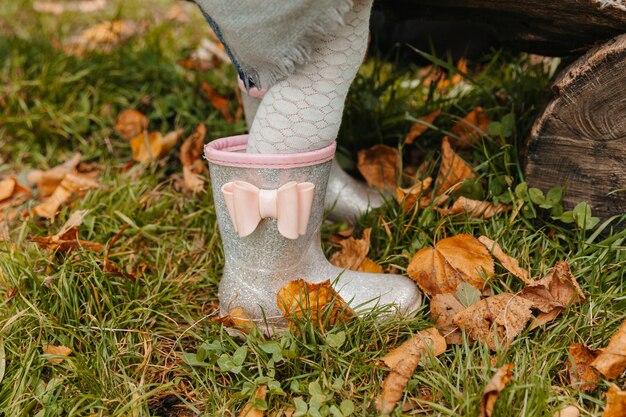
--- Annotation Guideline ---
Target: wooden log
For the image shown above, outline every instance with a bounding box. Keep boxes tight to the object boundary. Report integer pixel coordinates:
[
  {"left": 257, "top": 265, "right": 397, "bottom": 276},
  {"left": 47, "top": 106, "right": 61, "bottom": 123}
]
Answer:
[
  {"left": 522, "top": 33, "right": 626, "bottom": 220},
  {"left": 380, "top": 0, "right": 626, "bottom": 56}
]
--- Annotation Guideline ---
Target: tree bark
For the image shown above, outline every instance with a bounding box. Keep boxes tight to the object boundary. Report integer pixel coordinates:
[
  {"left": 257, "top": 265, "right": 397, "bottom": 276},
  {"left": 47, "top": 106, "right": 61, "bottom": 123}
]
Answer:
[
  {"left": 521, "top": 33, "right": 626, "bottom": 220},
  {"left": 381, "top": 0, "right": 626, "bottom": 56}
]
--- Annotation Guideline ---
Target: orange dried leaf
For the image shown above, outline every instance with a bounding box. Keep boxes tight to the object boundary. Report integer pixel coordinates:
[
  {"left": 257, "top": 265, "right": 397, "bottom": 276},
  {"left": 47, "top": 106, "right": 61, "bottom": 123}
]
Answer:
[
  {"left": 32, "top": 227, "right": 104, "bottom": 253},
  {"left": 330, "top": 228, "right": 372, "bottom": 271},
  {"left": 529, "top": 309, "right": 562, "bottom": 330},
  {"left": 603, "top": 384, "right": 626, "bottom": 417},
  {"left": 114, "top": 109, "right": 148, "bottom": 140},
  {"left": 0, "top": 176, "right": 31, "bottom": 207},
  {"left": 32, "top": 186, "right": 71, "bottom": 219},
  {"left": 183, "top": 166, "right": 205, "bottom": 193},
  {"left": 435, "top": 138, "right": 475, "bottom": 197},
  {"left": 553, "top": 406, "right": 580, "bottom": 417},
  {"left": 519, "top": 261, "right": 585, "bottom": 314},
  {"left": 65, "top": 20, "right": 140, "bottom": 55},
  {"left": 479, "top": 364, "right": 514, "bottom": 417},
  {"left": 239, "top": 385, "right": 267, "bottom": 417},
  {"left": 430, "top": 294, "right": 464, "bottom": 344},
  {"left": 396, "top": 177, "right": 432, "bottom": 213},
  {"left": 130, "top": 129, "right": 183, "bottom": 163},
  {"left": 405, "top": 110, "right": 441, "bottom": 145},
  {"left": 438, "top": 197, "right": 511, "bottom": 219},
  {"left": 454, "top": 293, "right": 533, "bottom": 350},
  {"left": 215, "top": 306, "right": 256, "bottom": 334},
  {"left": 376, "top": 354, "right": 420, "bottom": 415},
  {"left": 375, "top": 328, "right": 446, "bottom": 414},
  {"left": 177, "top": 58, "right": 216, "bottom": 72},
  {"left": 360, "top": 257, "right": 384, "bottom": 273},
  {"left": 378, "top": 327, "right": 447, "bottom": 370},
  {"left": 478, "top": 236, "right": 532, "bottom": 284},
  {"left": 448, "top": 107, "right": 492, "bottom": 148},
  {"left": 201, "top": 82, "right": 233, "bottom": 122},
  {"left": 32, "top": 209, "right": 103, "bottom": 253},
  {"left": 567, "top": 343, "right": 601, "bottom": 393},
  {"left": 592, "top": 319, "right": 626, "bottom": 379},
  {"left": 357, "top": 144, "right": 400, "bottom": 190},
  {"left": 407, "top": 234, "right": 494, "bottom": 296},
  {"left": 42, "top": 344, "right": 72, "bottom": 364},
  {"left": 180, "top": 124, "right": 207, "bottom": 167},
  {"left": 33, "top": 0, "right": 106, "bottom": 14},
  {"left": 0, "top": 177, "right": 17, "bottom": 201},
  {"left": 449, "top": 58, "right": 469, "bottom": 85},
  {"left": 180, "top": 124, "right": 207, "bottom": 192},
  {"left": 28, "top": 152, "right": 82, "bottom": 196},
  {"left": 276, "top": 279, "right": 354, "bottom": 330}
]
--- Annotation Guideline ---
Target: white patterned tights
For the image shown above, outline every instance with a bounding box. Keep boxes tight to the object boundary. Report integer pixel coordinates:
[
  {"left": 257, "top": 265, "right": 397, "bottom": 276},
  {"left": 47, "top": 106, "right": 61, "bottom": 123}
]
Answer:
[{"left": 246, "top": 0, "right": 372, "bottom": 154}]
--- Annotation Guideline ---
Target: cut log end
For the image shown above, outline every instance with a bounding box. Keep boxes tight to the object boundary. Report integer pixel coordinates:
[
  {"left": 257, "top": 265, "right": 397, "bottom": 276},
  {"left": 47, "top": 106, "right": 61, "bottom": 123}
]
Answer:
[{"left": 522, "top": 33, "right": 626, "bottom": 221}]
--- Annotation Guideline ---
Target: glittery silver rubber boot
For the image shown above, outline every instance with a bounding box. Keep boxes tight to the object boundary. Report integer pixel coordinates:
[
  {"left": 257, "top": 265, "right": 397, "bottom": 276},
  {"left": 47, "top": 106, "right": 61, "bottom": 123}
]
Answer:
[
  {"left": 239, "top": 80, "right": 384, "bottom": 223},
  {"left": 205, "top": 135, "right": 422, "bottom": 333}
]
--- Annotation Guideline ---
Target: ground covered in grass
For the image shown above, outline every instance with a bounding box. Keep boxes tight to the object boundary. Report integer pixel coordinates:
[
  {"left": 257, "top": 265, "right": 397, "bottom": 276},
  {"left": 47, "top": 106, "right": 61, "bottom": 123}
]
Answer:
[{"left": 1, "top": 1, "right": 625, "bottom": 416}]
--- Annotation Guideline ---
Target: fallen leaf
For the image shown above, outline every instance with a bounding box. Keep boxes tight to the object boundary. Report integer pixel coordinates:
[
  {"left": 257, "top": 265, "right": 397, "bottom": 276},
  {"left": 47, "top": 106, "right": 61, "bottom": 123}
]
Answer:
[
  {"left": 32, "top": 209, "right": 103, "bottom": 253},
  {"left": 130, "top": 129, "right": 183, "bottom": 163},
  {"left": 405, "top": 110, "right": 441, "bottom": 145},
  {"left": 239, "top": 385, "right": 267, "bottom": 417},
  {"left": 529, "top": 308, "right": 562, "bottom": 330},
  {"left": 201, "top": 82, "right": 233, "bottom": 122},
  {"left": 33, "top": 0, "right": 106, "bottom": 14},
  {"left": 114, "top": 109, "right": 148, "bottom": 140},
  {"left": 449, "top": 58, "right": 469, "bottom": 85},
  {"left": 164, "top": 3, "right": 191, "bottom": 23},
  {"left": 0, "top": 176, "right": 31, "bottom": 208},
  {"left": 519, "top": 261, "right": 585, "bottom": 316},
  {"left": 479, "top": 364, "right": 514, "bottom": 417},
  {"left": 42, "top": 344, "right": 72, "bottom": 364},
  {"left": 378, "top": 327, "right": 447, "bottom": 369},
  {"left": 435, "top": 138, "right": 476, "bottom": 197},
  {"left": 603, "top": 384, "right": 626, "bottom": 417},
  {"left": 330, "top": 228, "right": 372, "bottom": 271},
  {"left": 407, "top": 234, "right": 494, "bottom": 296},
  {"left": 276, "top": 279, "right": 354, "bottom": 330},
  {"left": 438, "top": 197, "right": 511, "bottom": 219},
  {"left": 592, "top": 319, "right": 626, "bottom": 379},
  {"left": 33, "top": 173, "right": 100, "bottom": 219},
  {"left": 0, "top": 177, "right": 18, "bottom": 201},
  {"left": 177, "top": 58, "right": 217, "bottom": 72},
  {"left": 395, "top": 177, "right": 433, "bottom": 213},
  {"left": 180, "top": 124, "right": 206, "bottom": 167},
  {"left": 567, "top": 343, "right": 600, "bottom": 393},
  {"left": 454, "top": 293, "right": 533, "bottom": 350},
  {"left": 357, "top": 144, "right": 400, "bottom": 190},
  {"left": 553, "top": 406, "right": 580, "bottom": 417},
  {"left": 376, "top": 328, "right": 446, "bottom": 414},
  {"left": 64, "top": 20, "right": 141, "bottom": 55},
  {"left": 426, "top": 59, "right": 468, "bottom": 91},
  {"left": 456, "top": 281, "right": 482, "bottom": 307},
  {"left": 27, "top": 152, "right": 82, "bottom": 197},
  {"left": 215, "top": 306, "right": 256, "bottom": 334},
  {"left": 447, "top": 107, "right": 492, "bottom": 148},
  {"left": 430, "top": 294, "right": 464, "bottom": 344},
  {"left": 193, "top": 37, "right": 230, "bottom": 65},
  {"left": 180, "top": 124, "right": 207, "bottom": 192},
  {"left": 478, "top": 236, "right": 532, "bottom": 285},
  {"left": 360, "top": 258, "right": 384, "bottom": 273}
]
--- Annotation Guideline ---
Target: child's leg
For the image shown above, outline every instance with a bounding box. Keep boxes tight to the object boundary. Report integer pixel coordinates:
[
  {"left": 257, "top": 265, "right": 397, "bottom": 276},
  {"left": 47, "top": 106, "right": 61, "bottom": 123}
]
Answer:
[{"left": 247, "top": 0, "right": 372, "bottom": 154}]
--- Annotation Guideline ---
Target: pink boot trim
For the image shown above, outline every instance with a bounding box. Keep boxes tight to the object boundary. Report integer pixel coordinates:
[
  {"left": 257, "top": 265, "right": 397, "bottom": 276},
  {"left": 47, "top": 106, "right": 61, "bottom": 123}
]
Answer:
[{"left": 204, "top": 135, "right": 336, "bottom": 169}]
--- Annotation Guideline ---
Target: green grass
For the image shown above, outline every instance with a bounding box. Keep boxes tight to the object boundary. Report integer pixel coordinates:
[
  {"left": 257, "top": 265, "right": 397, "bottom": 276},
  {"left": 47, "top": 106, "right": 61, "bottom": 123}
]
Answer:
[{"left": 1, "top": 1, "right": 625, "bottom": 416}]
